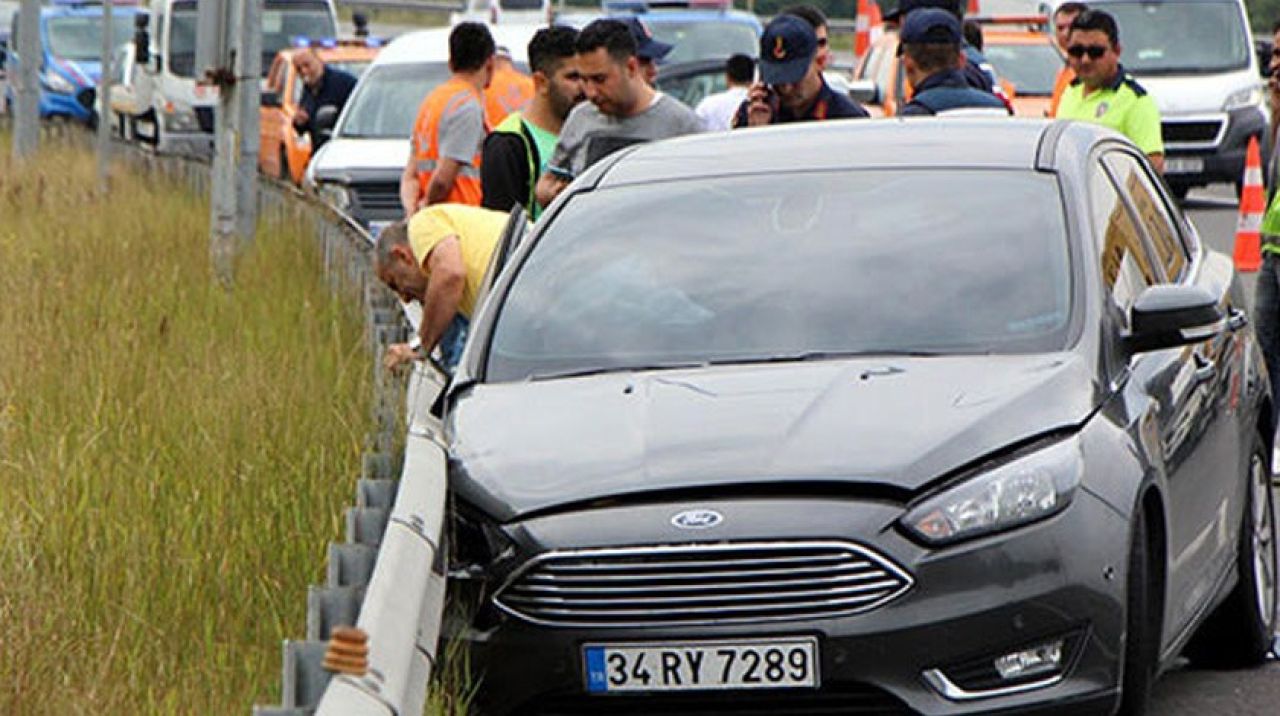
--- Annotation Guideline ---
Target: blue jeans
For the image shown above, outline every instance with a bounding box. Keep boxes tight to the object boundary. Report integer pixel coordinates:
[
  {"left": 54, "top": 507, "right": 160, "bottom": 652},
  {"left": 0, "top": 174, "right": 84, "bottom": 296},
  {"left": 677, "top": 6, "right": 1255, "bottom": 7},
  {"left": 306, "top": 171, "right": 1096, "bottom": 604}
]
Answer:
[
  {"left": 1255, "top": 252, "right": 1280, "bottom": 425},
  {"left": 439, "top": 314, "right": 470, "bottom": 371}
]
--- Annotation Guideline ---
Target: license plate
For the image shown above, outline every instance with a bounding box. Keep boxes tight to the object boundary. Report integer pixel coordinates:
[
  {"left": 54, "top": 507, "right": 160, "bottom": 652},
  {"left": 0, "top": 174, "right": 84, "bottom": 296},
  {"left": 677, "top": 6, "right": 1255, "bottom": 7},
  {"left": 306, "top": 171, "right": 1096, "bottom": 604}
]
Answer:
[
  {"left": 584, "top": 637, "right": 819, "bottom": 693},
  {"left": 1164, "top": 157, "right": 1204, "bottom": 175}
]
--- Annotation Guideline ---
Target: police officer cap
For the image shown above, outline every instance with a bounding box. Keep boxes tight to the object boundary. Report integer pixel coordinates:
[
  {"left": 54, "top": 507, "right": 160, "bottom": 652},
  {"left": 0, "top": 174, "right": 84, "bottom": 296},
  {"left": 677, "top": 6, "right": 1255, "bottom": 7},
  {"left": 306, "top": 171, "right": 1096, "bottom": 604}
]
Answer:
[
  {"left": 758, "top": 15, "right": 817, "bottom": 85},
  {"left": 885, "top": 0, "right": 964, "bottom": 23},
  {"left": 899, "top": 8, "right": 962, "bottom": 44},
  {"left": 622, "top": 16, "right": 674, "bottom": 62}
]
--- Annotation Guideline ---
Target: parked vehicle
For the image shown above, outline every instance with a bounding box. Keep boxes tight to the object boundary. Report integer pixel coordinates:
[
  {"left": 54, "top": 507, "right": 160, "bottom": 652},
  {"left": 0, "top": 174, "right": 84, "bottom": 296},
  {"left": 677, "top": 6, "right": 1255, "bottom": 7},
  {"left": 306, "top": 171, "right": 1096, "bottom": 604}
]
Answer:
[
  {"left": 559, "top": 0, "right": 762, "bottom": 65},
  {"left": 3, "top": 0, "right": 140, "bottom": 123},
  {"left": 452, "top": 0, "right": 552, "bottom": 25},
  {"left": 120, "top": 0, "right": 338, "bottom": 155},
  {"left": 1071, "top": 0, "right": 1267, "bottom": 197},
  {"left": 442, "top": 119, "right": 1276, "bottom": 715},
  {"left": 258, "top": 37, "right": 381, "bottom": 184},
  {"left": 852, "top": 16, "right": 1060, "bottom": 118},
  {"left": 303, "top": 24, "right": 537, "bottom": 230}
]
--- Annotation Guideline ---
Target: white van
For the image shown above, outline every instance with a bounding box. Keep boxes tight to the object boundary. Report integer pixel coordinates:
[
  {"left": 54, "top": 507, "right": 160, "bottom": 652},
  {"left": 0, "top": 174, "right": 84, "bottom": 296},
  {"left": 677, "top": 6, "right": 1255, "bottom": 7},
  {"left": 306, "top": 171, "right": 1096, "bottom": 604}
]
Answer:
[
  {"left": 304, "top": 24, "right": 538, "bottom": 230},
  {"left": 124, "top": 0, "right": 338, "bottom": 155},
  {"left": 1081, "top": 0, "right": 1265, "bottom": 197}
]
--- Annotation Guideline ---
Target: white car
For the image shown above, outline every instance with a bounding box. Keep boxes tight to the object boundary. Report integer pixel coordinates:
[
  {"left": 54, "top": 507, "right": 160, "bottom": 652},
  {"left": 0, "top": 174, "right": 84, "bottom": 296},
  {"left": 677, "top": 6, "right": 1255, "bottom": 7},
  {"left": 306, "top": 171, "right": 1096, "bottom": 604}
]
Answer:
[{"left": 304, "top": 24, "right": 538, "bottom": 230}]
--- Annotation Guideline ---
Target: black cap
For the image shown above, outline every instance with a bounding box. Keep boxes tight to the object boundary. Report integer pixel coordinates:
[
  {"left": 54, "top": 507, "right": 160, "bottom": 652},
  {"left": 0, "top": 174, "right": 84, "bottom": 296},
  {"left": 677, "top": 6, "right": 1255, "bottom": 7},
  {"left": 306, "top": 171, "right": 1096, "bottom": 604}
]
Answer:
[
  {"left": 622, "top": 16, "right": 674, "bottom": 62},
  {"left": 759, "top": 15, "right": 817, "bottom": 85},
  {"left": 900, "top": 8, "right": 962, "bottom": 44}
]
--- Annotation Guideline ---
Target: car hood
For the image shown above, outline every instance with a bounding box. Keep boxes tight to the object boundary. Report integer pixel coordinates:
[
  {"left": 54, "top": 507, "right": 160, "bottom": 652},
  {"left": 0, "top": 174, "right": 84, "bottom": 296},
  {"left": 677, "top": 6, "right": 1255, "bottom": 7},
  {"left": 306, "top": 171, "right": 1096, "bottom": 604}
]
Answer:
[
  {"left": 450, "top": 353, "right": 1100, "bottom": 521},
  {"left": 1135, "top": 69, "right": 1256, "bottom": 116},
  {"left": 309, "top": 137, "right": 408, "bottom": 179}
]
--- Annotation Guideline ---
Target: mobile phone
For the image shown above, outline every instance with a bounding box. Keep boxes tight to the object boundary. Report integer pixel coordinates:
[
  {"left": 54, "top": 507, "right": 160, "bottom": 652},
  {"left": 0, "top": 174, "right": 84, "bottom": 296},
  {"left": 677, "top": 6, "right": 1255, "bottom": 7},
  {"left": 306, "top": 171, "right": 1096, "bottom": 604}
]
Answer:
[{"left": 547, "top": 164, "right": 575, "bottom": 182}]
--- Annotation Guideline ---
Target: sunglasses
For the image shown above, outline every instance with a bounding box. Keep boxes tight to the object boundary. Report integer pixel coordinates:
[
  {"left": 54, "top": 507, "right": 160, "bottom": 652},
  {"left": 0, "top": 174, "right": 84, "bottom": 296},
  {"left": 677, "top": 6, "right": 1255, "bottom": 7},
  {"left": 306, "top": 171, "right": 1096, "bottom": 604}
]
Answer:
[{"left": 1067, "top": 44, "right": 1109, "bottom": 59}]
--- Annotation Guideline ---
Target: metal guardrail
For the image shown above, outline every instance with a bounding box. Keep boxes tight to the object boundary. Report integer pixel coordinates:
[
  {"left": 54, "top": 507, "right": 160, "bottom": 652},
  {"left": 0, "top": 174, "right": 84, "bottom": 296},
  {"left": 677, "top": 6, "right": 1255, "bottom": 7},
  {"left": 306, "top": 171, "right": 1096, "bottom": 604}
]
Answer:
[{"left": 58, "top": 134, "right": 450, "bottom": 716}]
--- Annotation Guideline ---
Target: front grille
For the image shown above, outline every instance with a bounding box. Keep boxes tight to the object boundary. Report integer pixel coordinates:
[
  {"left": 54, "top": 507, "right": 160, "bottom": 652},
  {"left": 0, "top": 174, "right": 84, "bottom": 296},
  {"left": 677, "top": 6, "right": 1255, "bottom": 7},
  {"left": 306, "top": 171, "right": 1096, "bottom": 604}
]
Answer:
[
  {"left": 496, "top": 541, "right": 913, "bottom": 628},
  {"left": 194, "top": 106, "right": 215, "bottom": 133},
  {"left": 521, "top": 682, "right": 915, "bottom": 715},
  {"left": 350, "top": 182, "right": 403, "bottom": 213},
  {"left": 1162, "top": 120, "right": 1222, "bottom": 143}
]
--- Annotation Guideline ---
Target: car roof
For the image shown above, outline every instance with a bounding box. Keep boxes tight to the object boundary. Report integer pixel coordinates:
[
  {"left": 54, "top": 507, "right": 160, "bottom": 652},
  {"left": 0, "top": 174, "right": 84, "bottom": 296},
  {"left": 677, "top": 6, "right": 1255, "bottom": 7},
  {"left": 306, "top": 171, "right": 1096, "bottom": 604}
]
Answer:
[
  {"left": 372, "top": 24, "right": 538, "bottom": 66},
  {"left": 588, "top": 119, "right": 1112, "bottom": 187}
]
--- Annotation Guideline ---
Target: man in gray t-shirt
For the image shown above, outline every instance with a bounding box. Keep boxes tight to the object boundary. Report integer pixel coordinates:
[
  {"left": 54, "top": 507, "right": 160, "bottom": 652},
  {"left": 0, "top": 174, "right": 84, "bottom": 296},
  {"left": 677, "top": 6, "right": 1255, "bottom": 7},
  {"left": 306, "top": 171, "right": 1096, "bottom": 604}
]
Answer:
[{"left": 536, "top": 19, "right": 702, "bottom": 208}]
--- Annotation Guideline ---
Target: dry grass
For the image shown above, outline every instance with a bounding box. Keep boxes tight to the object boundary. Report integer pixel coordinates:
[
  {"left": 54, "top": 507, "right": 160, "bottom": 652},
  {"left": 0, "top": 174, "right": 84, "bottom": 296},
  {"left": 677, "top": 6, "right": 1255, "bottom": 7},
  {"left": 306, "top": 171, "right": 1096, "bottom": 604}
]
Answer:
[{"left": 0, "top": 139, "right": 372, "bottom": 713}]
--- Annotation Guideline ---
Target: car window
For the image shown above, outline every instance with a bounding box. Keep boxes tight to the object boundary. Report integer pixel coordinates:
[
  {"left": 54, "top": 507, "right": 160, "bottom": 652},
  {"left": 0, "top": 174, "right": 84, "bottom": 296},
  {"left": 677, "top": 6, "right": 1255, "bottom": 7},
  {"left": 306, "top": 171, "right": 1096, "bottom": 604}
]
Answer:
[
  {"left": 1089, "top": 160, "right": 1156, "bottom": 316},
  {"left": 487, "top": 169, "right": 1073, "bottom": 382},
  {"left": 1103, "top": 152, "right": 1188, "bottom": 282},
  {"left": 982, "top": 40, "right": 1061, "bottom": 96}
]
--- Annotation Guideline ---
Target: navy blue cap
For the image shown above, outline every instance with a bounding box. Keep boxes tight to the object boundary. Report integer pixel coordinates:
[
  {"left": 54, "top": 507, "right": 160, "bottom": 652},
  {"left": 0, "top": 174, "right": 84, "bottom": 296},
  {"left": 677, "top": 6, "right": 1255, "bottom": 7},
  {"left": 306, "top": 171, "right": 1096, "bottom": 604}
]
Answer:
[
  {"left": 759, "top": 15, "right": 816, "bottom": 85},
  {"left": 899, "top": 7, "right": 962, "bottom": 44},
  {"left": 884, "top": 0, "right": 963, "bottom": 23},
  {"left": 622, "top": 16, "right": 673, "bottom": 62}
]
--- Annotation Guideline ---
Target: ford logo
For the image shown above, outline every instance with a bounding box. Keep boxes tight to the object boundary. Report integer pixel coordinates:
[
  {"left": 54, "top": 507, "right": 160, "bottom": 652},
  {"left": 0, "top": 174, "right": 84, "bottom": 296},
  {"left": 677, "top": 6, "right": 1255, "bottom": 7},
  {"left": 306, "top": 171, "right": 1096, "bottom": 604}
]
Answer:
[{"left": 671, "top": 509, "right": 724, "bottom": 530}]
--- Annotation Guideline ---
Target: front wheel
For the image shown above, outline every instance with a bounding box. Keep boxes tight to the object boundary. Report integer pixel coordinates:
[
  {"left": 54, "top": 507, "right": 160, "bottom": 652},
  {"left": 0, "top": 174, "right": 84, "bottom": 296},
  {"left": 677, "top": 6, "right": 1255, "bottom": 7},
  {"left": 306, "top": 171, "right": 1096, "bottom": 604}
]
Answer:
[
  {"left": 1117, "top": 503, "right": 1158, "bottom": 716},
  {"left": 1184, "top": 434, "right": 1277, "bottom": 667}
]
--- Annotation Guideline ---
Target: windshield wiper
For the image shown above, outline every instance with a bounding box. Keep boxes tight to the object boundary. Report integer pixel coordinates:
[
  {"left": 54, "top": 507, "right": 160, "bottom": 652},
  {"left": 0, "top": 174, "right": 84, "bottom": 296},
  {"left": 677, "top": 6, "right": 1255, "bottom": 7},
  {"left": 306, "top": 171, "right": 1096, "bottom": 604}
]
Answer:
[
  {"left": 527, "top": 361, "right": 708, "bottom": 382},
  {"left": 705, "top": 350, "right": 944, "bottom": 366}
]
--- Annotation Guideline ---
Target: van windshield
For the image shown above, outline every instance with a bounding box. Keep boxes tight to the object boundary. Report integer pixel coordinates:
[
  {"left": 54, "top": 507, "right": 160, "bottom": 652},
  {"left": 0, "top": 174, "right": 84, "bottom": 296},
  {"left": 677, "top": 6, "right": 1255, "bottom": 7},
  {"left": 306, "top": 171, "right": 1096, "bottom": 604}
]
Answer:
[
  {"left": 47, "top": 15, "right": 135, "bottom": 63},
  {"left": 337, "top": 62, "right": 450, "bottom": 138},
  {"left": 168, "top": 1, "right": 335, "bottom": 79},
  {"left": 1100, "top": 1, "right": 1249, "bottom": 74}
]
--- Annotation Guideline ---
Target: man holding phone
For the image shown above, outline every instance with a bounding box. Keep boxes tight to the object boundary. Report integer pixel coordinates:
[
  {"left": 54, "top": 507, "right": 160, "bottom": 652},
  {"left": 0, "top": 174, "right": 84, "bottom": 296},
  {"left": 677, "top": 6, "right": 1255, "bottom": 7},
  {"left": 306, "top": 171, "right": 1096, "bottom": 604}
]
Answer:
[{"left": 732, "top": 15, "right": 868, "bottom": 127}]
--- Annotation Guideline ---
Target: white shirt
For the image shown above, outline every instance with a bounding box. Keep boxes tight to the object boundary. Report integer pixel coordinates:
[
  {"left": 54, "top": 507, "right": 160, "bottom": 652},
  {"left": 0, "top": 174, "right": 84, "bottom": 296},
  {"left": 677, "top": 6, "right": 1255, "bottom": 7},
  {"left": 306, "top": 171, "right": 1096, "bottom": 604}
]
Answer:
[{"left": 695, "top": 86, "right": 749, "bottom": 132}]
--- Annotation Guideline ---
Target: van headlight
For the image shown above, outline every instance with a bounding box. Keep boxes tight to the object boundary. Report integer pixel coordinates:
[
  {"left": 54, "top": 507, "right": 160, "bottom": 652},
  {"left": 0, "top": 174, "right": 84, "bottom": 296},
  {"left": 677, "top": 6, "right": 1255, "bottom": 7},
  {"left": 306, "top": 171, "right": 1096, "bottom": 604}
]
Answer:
[
  {"left": 318, "top": 182, "right": 352, "bottom": 212},
  {"left": 41, "top": 68, "right": 76, "bottom": 94},
  {"left": 1224, "top": 84, "right": 1263, "bottom": 112},
  {"left": 162, "top": 103, "right": 199, "bottom": 132},
  {"left": 902, "top": 437, "right": 1082, "bottom": 545}
]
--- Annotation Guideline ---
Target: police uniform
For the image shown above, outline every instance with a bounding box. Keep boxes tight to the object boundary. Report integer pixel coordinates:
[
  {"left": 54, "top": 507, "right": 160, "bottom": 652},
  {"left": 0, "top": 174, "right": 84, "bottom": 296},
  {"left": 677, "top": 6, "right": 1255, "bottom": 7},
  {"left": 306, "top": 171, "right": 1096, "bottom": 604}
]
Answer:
[
  {"left": 1054, "top": 66, "right": 1163, "bottom": 156},
  {"left": 899, "top": 69, "right": 1009, "bottom": 116}
]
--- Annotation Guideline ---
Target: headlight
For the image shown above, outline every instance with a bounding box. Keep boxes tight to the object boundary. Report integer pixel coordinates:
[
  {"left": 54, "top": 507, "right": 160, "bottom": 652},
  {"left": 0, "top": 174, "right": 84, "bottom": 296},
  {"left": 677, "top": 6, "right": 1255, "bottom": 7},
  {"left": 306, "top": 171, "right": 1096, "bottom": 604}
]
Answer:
[
  {"left": 318, "top": 182, "right": 352, "bottom": 212},
  {"left": 1224, "top": 84, "right": 1263, "bottom": 112},
  {"left": 901, "top": 437, "right": 1082, "bottom": 545},
  {"left": 41, "top": 68, "right": 76, "bottom": 94},
  {"left": 162, "top": 103, "right": 199, "bottom": 132}
]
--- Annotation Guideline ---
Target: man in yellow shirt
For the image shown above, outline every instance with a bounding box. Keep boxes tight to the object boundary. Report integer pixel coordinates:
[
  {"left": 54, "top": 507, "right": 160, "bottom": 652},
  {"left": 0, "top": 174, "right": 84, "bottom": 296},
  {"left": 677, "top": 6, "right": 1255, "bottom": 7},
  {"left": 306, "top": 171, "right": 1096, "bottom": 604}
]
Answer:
[
  {"left": 1053, "top": 9, "right": 1164, "bottom": 172},
  {"left": 374, "top": 204, "right": 508, "bottom": 370}
]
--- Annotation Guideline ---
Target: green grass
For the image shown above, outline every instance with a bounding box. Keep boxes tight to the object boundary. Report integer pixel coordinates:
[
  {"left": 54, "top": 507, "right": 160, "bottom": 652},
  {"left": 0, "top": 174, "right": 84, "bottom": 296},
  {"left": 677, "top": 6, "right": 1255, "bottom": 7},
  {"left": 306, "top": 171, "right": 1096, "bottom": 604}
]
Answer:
[{"left": 0, "top": 139, "right": 373, "bottom": 713}]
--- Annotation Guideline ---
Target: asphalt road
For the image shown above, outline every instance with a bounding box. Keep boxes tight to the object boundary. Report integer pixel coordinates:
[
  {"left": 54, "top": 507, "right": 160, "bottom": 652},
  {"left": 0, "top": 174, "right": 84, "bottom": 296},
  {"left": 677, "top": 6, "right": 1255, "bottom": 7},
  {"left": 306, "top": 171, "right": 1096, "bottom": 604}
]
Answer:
[{"left": 1147, "top": 184, "right": 1280, "bottom": 715}]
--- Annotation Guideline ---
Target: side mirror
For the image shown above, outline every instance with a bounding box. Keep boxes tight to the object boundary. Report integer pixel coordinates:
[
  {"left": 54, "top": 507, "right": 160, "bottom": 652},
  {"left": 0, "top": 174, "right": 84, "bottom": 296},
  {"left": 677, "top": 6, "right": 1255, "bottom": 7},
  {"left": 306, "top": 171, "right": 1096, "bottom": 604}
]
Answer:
[
  {"left": 1125, "top": 284, "right": 1223, "bottom": 353},
  {"left": 260, "top": 90, "right": 281, "bottom": 108},
  {"left": 134, "top": 14, "right": 150, "bottom": 66},
  {"left": 848, "top": 78, "right": 879, "bottom": 105},
  {"left": 315, "top": 104, "right": 339, "bottom": 132}
]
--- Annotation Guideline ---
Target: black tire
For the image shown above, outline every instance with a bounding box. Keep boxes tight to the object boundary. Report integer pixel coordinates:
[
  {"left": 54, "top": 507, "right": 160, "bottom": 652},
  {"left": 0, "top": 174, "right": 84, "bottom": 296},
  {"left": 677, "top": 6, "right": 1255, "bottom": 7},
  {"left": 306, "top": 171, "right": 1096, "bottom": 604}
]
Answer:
[
  {"left": 1184, "top": 434, "right": 1277, "bottom": 668},
  {"left": 1117, "top": 503, "right": 1158, "bottom": 716}
]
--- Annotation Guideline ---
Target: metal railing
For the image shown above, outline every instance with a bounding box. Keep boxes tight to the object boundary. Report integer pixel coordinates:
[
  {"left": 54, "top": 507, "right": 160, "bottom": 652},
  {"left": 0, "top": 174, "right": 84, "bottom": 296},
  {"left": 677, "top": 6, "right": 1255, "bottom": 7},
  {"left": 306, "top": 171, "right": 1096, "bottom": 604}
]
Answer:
[{"left": 72, "top": 137, "right": 448, "bottom": 716}]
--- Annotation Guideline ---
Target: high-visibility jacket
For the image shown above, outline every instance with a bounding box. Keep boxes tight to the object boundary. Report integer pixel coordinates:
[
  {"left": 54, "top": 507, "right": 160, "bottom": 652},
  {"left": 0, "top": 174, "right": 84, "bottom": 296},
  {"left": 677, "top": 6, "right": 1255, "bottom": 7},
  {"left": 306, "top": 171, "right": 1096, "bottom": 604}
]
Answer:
[
  {"left": 410, "top": 77, "right": 487, "bottom": 206},
  {"left": 484, "top": 64, "right": 534, "bottom": 126}
]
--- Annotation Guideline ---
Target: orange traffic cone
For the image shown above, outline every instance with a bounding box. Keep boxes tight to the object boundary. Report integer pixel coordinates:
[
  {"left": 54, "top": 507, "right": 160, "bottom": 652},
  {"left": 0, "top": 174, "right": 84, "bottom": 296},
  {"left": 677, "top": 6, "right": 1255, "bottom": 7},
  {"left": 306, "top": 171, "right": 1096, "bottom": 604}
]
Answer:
[
  {"left": 869, "top": 0, "right": 884, "bottom": 43},
  {"left": 1234, "top": 135, "right": 1265, "bottom": 273},
  {"left": 967, "top": 0, "right": 980, "bottom": 15},
  {"left": 855, "top": 0, "right": 871, "bottom": 57}
]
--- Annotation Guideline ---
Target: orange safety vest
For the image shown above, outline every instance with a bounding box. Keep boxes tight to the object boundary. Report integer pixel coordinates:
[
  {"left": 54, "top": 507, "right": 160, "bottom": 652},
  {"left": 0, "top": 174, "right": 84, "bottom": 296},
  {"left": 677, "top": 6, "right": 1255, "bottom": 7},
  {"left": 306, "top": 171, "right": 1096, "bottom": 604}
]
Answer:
[
  {"left": 484, "top": 65, "right": 534, "bottom": 126},
  {"left": 1048, "top": 66, "right": 1075, "bottom": 118},
  {"left": 410, "top": 77, "right": 487, "bottom": 206}
]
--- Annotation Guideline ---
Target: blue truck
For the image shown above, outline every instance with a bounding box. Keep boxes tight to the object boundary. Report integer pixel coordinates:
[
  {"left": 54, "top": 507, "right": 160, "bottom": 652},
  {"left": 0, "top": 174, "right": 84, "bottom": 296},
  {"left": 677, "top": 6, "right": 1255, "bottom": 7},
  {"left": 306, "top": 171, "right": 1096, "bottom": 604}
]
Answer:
[{"left": 5, "top": 0, "right": 141, "bottom": 123}]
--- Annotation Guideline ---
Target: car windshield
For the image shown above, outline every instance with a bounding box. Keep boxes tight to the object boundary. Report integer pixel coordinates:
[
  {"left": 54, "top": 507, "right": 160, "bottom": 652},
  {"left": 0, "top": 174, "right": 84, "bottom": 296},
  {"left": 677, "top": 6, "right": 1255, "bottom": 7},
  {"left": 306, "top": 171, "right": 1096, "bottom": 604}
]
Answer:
[
  {"left": 983, "top": 40, "right": 1061, "bottom": 96},
  {"left": 47, "top": 15, "right": 134, "bottom": 63},
  {"left": 487, "top": 169, "right": 1073, "bottom": 382},
  {"left": 657, "top": 65, "right": 728, "bottom": 107},
  {"left": 337, "top": 61, "right": 449, "bottom": 138},
  {"left": 1099, "top": 1, "right": 1248, "bottom": 74},
  {"left": 647, "top": 20, "right": 758, "bottom": 64},
  {"left": 169, "top": 1, "right": 335, "bottom": 78}
]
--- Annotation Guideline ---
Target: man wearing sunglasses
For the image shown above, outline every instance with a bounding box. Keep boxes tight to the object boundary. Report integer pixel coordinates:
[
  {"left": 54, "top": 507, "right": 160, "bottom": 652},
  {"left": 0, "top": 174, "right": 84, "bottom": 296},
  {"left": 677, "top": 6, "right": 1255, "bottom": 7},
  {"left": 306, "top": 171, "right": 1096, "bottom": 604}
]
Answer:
[{"left": 1053, "top": 9, "right": 1164, "bottom": 172}]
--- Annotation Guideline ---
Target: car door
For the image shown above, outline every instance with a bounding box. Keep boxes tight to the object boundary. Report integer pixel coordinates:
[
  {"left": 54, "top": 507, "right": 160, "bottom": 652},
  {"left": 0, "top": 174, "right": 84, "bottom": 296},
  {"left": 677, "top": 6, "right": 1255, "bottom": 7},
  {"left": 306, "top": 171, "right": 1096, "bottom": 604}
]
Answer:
[
  {"left": 1102, "top": 149, "right": 1243, "bottom": 644},
  {"left": 260, "top": 55, "right": 287, "bottom": 174}
]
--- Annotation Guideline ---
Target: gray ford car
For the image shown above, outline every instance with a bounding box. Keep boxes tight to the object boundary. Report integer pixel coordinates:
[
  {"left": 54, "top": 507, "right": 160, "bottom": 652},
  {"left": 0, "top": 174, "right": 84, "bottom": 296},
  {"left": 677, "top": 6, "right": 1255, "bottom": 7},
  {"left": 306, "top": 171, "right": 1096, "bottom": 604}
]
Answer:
[{"left": 441, "top": 119, "right": 1277, "bottom": 715}]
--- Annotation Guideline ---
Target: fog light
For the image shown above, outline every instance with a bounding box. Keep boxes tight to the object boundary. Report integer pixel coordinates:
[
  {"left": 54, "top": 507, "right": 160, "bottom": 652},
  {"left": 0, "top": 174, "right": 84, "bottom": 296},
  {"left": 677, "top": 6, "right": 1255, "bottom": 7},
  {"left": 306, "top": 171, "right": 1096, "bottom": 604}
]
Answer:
[{"left": 994, "top": 639, "right": 1063, "bottom": 680}]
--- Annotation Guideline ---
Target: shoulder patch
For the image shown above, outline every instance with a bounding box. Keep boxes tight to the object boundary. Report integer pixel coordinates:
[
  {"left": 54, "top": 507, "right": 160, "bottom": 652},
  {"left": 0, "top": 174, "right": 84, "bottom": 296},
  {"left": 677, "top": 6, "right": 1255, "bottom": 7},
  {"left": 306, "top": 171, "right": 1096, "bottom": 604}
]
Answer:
[{"left": 1122, "top": 75, "right": 1147, "bottom": 97}]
